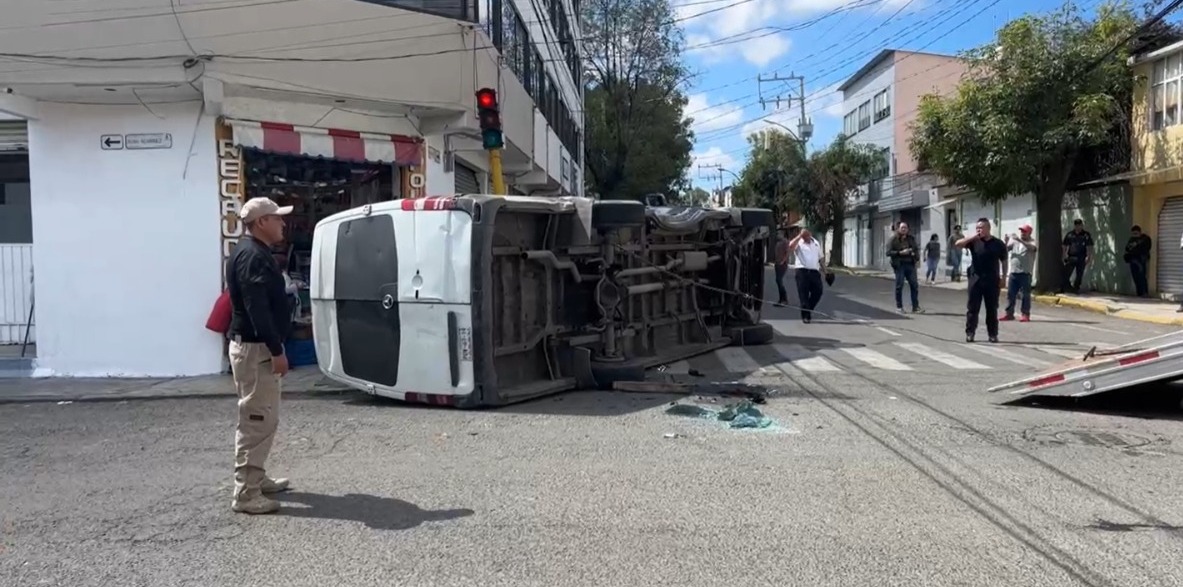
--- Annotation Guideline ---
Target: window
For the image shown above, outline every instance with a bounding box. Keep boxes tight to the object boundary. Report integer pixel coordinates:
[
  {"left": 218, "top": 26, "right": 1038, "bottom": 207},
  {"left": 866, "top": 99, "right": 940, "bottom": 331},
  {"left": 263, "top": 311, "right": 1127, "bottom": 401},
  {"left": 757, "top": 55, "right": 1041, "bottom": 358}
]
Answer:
[
  {"left": 858, "top": 101, "right": 871, "bottom": 131},
  {"left": 1152, "top": 53, "right": 1183, "bottom": 130},
  {"left": 363, "top": 0, "right": 478, "bottom": 22},
  {"left": 873, "top": 89, "right": 890, "bottom": 122},
  {"left": 843, "top": 111, "right": 858, "bottom": 136}
]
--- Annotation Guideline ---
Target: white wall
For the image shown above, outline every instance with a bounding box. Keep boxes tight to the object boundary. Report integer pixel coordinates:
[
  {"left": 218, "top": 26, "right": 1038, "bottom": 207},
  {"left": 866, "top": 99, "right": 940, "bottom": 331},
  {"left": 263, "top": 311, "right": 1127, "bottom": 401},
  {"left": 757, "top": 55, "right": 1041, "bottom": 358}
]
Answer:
[
  {"left": 28, "top": 101, "right": 223, "bottom": 377},
  {"left": 424, "top": 137, "right": 453, "bottom": 196},
  {"left": 841, "top": 60, "right": 895, "bottom": 156}
]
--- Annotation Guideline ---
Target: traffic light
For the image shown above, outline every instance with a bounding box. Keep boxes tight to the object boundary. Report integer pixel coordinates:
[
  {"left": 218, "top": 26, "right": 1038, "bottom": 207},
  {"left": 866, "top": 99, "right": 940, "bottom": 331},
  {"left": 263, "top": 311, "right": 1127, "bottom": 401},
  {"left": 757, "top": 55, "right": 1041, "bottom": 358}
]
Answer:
[{"left": 475, "top": 87, "right": 504, "bottom": 150}]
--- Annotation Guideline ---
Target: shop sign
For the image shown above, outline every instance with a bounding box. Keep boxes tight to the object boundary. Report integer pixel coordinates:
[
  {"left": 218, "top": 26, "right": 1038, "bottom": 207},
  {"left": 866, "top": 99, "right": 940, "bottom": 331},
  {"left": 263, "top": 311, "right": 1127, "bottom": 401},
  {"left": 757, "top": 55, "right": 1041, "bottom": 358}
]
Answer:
[{"left": 216, "top": 120, "right": 245, "bottom": 280}]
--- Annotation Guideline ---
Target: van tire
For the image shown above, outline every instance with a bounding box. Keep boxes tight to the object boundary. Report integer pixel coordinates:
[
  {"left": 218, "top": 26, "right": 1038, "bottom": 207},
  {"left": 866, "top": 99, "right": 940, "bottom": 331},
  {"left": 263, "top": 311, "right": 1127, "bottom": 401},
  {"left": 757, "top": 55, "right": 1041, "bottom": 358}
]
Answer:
[
  {"left": 738, "top": 208, "right": 775, "bottom": 229},
  {"left": 593, "top": 201, "right": 646, "bottom": 230},
  {"left": 590, "top": 360, "right": 646, "bottom": 390},
  {"left": 726, "top": 322, "right": 775, "bottom": 346}
]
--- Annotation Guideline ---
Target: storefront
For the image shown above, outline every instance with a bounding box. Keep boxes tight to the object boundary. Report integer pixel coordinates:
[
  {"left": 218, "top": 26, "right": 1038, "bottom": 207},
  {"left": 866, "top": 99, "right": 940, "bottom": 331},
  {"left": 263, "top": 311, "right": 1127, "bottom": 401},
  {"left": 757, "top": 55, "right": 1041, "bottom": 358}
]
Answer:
[
  {"left": 1156, "top": 196, "right": 1183, "bottom": 298},
  {"left": 215, "top": 118, "right": 425, "bottom": 365}
]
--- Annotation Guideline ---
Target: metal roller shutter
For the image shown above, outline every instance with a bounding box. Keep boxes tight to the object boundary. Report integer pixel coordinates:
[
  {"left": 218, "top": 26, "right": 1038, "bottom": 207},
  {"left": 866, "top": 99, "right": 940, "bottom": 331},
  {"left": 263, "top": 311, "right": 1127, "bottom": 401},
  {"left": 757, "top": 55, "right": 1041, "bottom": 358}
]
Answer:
[
  {"left": 1157, "top": 196, "right": 1183, "bottom": 296},
  {"left": 454, "top": 162, "right": 481, "bottom": 194},
  {"left": 0, "top": 121, "right": 28, "bottom": 153}
]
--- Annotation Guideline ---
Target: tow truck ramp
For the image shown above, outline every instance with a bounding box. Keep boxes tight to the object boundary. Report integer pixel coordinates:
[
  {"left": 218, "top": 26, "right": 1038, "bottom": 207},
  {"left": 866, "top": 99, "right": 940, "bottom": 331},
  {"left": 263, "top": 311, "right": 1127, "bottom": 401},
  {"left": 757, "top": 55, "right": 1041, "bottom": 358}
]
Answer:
[{"left": 988, "top": 330, "right": 1183, "bottom": 399}]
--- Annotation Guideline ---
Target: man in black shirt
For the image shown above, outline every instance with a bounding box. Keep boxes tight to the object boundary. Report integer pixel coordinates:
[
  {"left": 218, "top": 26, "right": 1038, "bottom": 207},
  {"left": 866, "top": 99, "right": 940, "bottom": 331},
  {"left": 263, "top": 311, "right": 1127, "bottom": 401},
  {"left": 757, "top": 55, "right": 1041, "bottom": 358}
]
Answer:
[
  {"left": 227, "top": 197, "right": 293, "bottom": 515},
  {"left": 1124, "top": 225, "right": 1152, "bottom": 297},
  {"left": 955, "top": 217, "right": 1008, "bottom": 343},
  {"left": 886, "top": 222, "right": 924, "bottom": 313},
  {"left": 1059, "top": 219, "right": 1093, "bottom": 293}
]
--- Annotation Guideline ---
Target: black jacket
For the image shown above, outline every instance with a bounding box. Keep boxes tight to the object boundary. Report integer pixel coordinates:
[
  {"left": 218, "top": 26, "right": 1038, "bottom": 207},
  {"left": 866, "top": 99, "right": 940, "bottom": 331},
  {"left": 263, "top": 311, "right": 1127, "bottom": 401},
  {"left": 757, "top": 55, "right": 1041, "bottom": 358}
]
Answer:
[
  {"left": 1124, "top": 234, "right": 1152, "bottom": 263},
  {"left": 227, "top": 236, "right": 290, "bottom": 356},
  {"left": 887, "top": 234, "right": 920, "bottom": 267}
]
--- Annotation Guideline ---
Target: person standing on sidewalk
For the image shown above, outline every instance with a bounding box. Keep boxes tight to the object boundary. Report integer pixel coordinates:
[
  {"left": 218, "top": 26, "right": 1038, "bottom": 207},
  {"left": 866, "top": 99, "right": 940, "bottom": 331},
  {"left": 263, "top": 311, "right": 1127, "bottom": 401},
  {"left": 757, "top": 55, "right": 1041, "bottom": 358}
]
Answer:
[
  {"left": 1123, "top": 225, "right": 1152, "bottom": 297},
  {"left": 887, "top": 222, "right": 924, "bottom": 314},
  {"left": 1059, "top": 219, "right": 1093, "bottom": 293},
  {"left": 787, "top": 228, "right": 827, "bottom": 323},
  {"left": 1002, "top": 224, "right": 1038, "bottom": 322},
  {"left": 947, "top": 225, "right": 964, "bottom": 282},
  {"left": 956, "top": 217, "right": 1008, "bottom": 343},
  {"left": 227, "top": 197, "right": 294, "bottom": 515},
  {"left": 924, "top": 234, "right": 941, "bottom": 284},
  {"left": 774, "top": 228, "right": 791, "bottom": 307}
]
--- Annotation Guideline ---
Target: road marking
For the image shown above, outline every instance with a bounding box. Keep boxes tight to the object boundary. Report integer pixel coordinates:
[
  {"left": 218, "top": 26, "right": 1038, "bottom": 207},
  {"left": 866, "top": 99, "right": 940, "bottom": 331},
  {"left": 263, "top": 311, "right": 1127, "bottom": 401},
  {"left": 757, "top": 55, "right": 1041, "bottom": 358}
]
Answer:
[
  {"left": 662, "top": 361, "right": 690, "bottom": 374},
  {"left": 839, "top": 347, "right": 913, "bottom": 371},
  {"left": 897, "top": 342, "right": 988, "bottom": 370},
  {"left": 773, "top": 343, "right": 841, "bottom": 372},
  {"left": 766, "top": 320, "right": 795, "bottom": 336},
  {"left": 963, "top": 344, "right": 1051, "bottom": 368},
  {"left": 1086, "top": 342, "right": 1118, "bottom": 350},
  {"left": 713, "top": 348, "right": 763, "bottom": 373},
  {"left": 1076, "top": 323, "right": 1129, "bottom": 335},
  {"left": 1029, "top": 345, "right": 1085, "bottom": 359},
  {"left": 876, "top": 326, "right": 902, "bottom": 337}
]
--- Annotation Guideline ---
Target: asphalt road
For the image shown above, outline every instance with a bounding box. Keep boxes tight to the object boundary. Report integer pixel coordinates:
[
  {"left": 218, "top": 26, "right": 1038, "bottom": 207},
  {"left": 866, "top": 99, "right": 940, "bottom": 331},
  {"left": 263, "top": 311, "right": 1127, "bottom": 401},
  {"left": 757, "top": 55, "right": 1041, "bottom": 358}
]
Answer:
[{"left": 2, "top": 272, "right": 1182, "bottom": 587}]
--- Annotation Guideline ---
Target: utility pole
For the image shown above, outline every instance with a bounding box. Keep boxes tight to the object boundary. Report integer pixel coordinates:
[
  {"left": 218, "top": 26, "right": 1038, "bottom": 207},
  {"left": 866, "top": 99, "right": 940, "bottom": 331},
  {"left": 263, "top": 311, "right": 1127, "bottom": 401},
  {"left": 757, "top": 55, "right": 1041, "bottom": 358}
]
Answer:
[{"left": 757, "top": 73, "right": 814, "bottom": 151}]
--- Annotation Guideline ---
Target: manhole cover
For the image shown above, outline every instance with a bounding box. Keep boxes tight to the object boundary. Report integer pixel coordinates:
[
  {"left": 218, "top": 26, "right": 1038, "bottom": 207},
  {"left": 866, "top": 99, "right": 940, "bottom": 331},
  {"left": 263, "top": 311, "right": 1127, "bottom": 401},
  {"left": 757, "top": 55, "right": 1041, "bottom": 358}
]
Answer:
[{"left": 1023, "top": 428, "right": 1156, "bottom": 449}]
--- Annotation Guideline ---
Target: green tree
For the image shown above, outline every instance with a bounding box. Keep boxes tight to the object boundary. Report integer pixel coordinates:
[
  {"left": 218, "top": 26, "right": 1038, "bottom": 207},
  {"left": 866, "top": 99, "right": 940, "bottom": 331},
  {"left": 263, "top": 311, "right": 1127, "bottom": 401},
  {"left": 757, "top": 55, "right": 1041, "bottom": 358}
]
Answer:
[
  {"left": 582, "top": 0, "right": 694, "bottom": 199},
  {"left": 736, "top": 132, "right": 884, "bottom": 266},
  {"left": 672, "top": 186, "right": 712, "bottom": 206},
  {"left": 909, "top": 3, "right": 1140, "bottom": 287}
]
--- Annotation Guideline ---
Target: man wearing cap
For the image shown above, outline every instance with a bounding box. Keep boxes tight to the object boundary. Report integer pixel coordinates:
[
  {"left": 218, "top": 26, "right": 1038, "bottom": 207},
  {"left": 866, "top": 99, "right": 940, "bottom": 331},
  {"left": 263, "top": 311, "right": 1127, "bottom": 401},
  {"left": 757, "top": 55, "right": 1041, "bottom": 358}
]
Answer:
[
  {"left": 1059, "top": 219, "right": 1093, "bottom": 293},
  {"left": 226, "top": 197, "right": 294, "bottom": 515},
  {"left": 1002, "top": 224, "right": 1038, "bottom": 322}
]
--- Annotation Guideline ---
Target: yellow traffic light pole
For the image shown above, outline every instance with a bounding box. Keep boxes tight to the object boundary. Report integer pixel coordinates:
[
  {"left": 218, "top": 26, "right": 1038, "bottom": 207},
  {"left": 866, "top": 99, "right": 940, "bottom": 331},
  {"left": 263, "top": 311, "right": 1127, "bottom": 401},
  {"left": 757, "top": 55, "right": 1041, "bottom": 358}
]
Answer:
[{"left": 489, "top": 148, "right": 506, "bottom": 195}]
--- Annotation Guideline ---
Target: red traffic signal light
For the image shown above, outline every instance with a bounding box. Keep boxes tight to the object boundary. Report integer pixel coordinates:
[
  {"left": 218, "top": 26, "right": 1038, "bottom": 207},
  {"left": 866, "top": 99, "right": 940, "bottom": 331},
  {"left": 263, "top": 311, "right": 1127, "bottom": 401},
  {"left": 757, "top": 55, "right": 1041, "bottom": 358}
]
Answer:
[{"left": 476, "top": 88, "right": 498, "bottom": 110}]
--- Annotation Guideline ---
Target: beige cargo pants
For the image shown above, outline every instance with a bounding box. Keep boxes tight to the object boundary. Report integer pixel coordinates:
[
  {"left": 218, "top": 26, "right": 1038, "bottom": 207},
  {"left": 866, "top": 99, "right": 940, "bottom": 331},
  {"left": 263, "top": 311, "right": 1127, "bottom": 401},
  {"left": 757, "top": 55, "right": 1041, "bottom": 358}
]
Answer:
[{"left": 229, "top": 338, "right": 281, "bottom": 499}]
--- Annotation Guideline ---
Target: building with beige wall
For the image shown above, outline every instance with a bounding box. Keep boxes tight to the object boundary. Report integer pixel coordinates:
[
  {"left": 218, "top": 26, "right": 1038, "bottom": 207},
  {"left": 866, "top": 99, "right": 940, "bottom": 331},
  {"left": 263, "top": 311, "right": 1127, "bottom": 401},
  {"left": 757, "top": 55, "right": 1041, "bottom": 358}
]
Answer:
[
  {"left": 836, "top": 50, "right": 967, "bottom": 270},
  {"left": 1127, "top": 39, "right": 1183, "bottom": 299}
]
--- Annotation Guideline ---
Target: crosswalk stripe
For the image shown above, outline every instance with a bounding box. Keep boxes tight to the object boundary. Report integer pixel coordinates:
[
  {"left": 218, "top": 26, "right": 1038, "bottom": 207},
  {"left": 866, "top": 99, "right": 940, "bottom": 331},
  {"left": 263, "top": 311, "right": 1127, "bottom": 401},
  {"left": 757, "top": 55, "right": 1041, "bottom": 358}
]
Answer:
[
  {"left": 1030, "top": 345, "right": 1085, "bottom": 359},
  {"left": 896, "top": 342, "right": 989, "bottom": 370},
  {"left": 1087, "top": 342, "right": 1118, "bottom": 350},
  {"left": 967, "top": 344, "right": 1052, "bottom": 367},
  {"left": 766, "top": 320, "right": 795, "bottom": 336},
  {"left": 838, "top": 347, "right": 913, "bottom": 371},
  {"left": 773, "top": 343, "right": 841, "bottom": 372},
  {"left": 713, "top": 348, "right": 763, "bottom": 373}
]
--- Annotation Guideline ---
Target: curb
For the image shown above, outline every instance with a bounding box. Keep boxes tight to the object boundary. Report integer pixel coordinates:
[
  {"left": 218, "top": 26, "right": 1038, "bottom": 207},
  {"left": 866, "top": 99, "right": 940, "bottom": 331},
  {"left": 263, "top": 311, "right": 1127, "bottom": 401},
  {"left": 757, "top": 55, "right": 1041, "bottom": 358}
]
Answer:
[
  {"left": 1032, "top": 294, "right": 1183, "bottom": 326},
  {"left": 0, "top": 387, "right": 354, "bottom": 405}
]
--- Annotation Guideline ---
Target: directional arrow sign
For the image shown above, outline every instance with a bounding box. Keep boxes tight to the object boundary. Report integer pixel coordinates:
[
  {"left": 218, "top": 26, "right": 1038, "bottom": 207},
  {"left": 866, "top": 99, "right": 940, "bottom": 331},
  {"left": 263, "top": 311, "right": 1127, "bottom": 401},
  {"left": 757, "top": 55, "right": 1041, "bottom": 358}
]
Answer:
[{"left": 101, "top": 135, "right": 124, "bottom": 150}]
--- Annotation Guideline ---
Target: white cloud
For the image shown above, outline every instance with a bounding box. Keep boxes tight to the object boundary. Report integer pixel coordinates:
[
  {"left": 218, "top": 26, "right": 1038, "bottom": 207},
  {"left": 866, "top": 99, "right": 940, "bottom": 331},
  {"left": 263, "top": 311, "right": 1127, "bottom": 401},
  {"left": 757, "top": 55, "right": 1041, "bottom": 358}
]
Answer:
[
  {"left": 691, "top": 146, "right": 740, "bottom": 180},
  {"left": 686, "top": 93, "right": 745, "bottom": 132}
]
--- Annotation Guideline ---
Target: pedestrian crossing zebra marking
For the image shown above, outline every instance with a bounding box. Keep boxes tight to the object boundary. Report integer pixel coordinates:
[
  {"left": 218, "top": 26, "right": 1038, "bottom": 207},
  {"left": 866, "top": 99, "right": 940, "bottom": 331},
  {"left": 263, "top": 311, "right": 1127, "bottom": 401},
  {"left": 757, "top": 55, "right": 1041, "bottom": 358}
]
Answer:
[
  {"left": 773, "top": 343, "right": 841, "bottom": 372},
  {"left": 713, "top": 347, "right": 764, "bottom": 373},
  {"left": 964, "top": 343, "right": 1052, "bottom": 368},
  {"left": 839, "top": 347, "right": 912, "bottom": 371},
  {"left": 897, "top": 342, "right": 989, "bottom": 370}
]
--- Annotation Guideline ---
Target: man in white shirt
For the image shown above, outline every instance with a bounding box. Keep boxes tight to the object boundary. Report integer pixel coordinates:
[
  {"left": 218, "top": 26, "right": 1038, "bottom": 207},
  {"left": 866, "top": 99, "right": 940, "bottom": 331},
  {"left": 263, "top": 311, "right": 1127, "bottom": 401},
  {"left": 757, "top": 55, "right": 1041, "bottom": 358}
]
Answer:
[{"left": 787, "top": 228, "right": 828, "bottom": 323}]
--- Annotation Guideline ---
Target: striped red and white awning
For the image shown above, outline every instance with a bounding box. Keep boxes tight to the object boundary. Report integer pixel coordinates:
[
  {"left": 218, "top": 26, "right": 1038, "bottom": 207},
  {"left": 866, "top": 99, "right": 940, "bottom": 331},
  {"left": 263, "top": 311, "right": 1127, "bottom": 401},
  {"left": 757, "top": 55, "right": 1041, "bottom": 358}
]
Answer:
[{"left": 227, "top": 119, "right": 424, "bottom": 166}]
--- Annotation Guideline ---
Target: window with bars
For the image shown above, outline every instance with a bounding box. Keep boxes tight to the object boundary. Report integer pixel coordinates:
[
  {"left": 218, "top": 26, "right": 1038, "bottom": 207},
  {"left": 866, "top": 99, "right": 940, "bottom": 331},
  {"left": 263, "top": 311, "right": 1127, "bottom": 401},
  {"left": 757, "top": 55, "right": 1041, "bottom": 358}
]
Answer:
[
  {"left": 872, "top": 88, "right": 890, "bottom": 122},
  {"left": 1151, "top": 52, "right": 1182, "bottom": 131}
]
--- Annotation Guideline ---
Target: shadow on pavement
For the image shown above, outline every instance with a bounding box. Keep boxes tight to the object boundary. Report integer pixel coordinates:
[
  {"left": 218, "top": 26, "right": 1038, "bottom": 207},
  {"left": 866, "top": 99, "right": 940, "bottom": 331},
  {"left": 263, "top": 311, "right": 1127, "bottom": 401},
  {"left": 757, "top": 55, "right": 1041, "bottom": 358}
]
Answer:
[
  {"left": 496, "top": 390, "right": 676, "bottom": 417},
  {"left": 1007, "top": 381, "right": 1183, "bottom": 422},
  {"left": 278, "top": 492, "right": 474, "bottom": 530}
]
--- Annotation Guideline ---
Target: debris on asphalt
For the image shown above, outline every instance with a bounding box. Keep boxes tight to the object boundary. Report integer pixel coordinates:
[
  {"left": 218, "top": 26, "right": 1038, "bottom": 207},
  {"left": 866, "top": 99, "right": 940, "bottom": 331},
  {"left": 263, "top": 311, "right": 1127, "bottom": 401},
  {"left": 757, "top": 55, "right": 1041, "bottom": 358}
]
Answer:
[
  {"left": 664, "top": 399, "right": 775, "bottom": 430},
  {"left": 689, "top": 368, "right": 705, "bottom": 377},
  {"left": 56, "top": 401, "right": 72, "bottom": 405},
  {"left": 663, "top": 433, "right": 685, "bottom": 439}
]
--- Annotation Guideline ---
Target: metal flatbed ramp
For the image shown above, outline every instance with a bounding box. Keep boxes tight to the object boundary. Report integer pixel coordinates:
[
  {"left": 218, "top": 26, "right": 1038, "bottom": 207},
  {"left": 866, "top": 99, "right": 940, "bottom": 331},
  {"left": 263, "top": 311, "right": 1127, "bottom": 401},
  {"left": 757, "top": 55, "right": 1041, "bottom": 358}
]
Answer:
[{"left": 987, "top": 331, "right": 1183, "bottom": 399}]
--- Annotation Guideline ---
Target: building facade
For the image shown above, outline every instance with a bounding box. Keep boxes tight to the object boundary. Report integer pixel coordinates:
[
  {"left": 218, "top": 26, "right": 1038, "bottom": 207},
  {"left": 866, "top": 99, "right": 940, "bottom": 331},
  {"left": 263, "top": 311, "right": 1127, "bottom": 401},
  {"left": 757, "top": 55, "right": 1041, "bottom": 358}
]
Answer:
[
  {"left": 836, "top": 50, "right": 968, "bottom": 270},
  {"left": 0, "top": 0, "right": 584, "bottom": 377},
  {"left": 1129, "top": 40, "right": 1183, "bottom": 299}
]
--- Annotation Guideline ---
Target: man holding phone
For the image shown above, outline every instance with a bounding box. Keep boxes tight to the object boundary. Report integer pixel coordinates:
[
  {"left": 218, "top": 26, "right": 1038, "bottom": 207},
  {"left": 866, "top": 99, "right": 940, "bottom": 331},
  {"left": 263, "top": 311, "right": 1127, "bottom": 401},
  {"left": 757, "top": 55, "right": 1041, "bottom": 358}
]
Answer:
[
  {"left": 955, "top": 217, "right": 1008, "bottom": 343},
  {"left": 886, "top": 222, "right": 924, "bottom": 314}
]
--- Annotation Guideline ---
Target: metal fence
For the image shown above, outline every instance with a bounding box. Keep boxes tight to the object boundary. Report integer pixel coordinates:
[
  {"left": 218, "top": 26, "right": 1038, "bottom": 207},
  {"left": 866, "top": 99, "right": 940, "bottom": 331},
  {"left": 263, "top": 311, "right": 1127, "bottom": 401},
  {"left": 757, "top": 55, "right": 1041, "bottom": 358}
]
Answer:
[{"left": 0, "top": 244, "right": 33, "bottom": 344}]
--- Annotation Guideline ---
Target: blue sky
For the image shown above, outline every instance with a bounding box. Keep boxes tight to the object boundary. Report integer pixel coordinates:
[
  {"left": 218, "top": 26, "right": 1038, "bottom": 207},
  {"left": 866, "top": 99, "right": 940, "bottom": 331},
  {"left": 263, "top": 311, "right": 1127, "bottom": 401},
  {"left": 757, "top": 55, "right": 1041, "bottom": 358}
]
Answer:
[{"left": 677, "top": 0, "right": 1107, "bottom": 189}]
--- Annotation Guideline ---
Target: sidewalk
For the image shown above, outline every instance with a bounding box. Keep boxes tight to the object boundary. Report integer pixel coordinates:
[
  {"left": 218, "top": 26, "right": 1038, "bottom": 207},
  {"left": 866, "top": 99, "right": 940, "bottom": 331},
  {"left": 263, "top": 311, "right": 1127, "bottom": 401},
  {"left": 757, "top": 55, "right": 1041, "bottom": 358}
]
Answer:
[
  {"left": 0, "top": 366, "right": 353, "bottom": 404},
  {"left": 830, "top": 266, "right": 1183, "bottom": 326}
]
